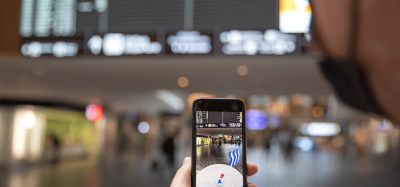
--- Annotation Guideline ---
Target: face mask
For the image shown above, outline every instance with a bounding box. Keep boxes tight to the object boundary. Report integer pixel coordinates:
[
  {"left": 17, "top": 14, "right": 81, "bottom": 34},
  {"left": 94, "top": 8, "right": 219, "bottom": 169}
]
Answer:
[{"left": 319, "top": 58, "right": 384, "bottom": 115}]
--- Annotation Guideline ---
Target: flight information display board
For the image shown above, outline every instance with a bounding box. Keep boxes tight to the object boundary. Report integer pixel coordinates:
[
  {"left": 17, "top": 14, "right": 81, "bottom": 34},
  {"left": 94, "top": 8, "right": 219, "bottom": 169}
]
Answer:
[
  {"left": 19, "top": 0, "right": 310, "bottom": 57},
  {"left": 193, "top": 0, "right": 278, "bottom": 30}
]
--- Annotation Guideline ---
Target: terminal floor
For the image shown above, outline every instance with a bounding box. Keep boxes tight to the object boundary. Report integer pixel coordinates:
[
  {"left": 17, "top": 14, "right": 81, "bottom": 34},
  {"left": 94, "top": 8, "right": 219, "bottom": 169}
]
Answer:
[
  {"left": 196, "top": 144, "right": 244, "bottom": 174},
  {"left": 0, "top": 146, "right": 392, "bottom": 187}
]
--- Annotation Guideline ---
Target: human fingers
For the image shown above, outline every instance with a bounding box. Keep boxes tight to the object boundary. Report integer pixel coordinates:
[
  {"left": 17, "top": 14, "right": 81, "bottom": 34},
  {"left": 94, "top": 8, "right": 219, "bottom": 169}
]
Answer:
[
  {"left": 247, "top": 181, "right": 258, "bottom": 187},
  {"left": 247, "top": 163, "right": 258, "bottom": 177},
  {"left": 170, "top": 157, "right": 191, "bottom": 187}
]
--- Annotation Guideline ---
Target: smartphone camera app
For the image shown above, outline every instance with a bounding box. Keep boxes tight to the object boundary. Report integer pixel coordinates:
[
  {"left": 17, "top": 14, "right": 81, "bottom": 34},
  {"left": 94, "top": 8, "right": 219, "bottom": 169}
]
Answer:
[{"left": 195, "top": 111, "right": 244, "bottom": 187}]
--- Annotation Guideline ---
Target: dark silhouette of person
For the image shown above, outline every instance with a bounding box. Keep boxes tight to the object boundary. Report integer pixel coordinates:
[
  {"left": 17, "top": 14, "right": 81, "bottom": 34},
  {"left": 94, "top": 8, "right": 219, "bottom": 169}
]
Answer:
[
  {"left": 162, "top": 136, "right": 175, "bottom": 167},
  {"left": 50, "top": 134, "right": 61, "bottom": 164}
]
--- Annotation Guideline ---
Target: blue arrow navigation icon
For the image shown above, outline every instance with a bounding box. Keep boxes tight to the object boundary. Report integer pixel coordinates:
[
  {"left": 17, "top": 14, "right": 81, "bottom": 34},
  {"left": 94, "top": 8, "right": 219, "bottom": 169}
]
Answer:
[
  {"left": 229, "top": 149, "right": 240, "bottom": 166},
  {"left": 229, "top": 151, "right": 234, "bottom": 166},
  {"left": 235, "top": 150, "right": 239, "bottom": 164}
]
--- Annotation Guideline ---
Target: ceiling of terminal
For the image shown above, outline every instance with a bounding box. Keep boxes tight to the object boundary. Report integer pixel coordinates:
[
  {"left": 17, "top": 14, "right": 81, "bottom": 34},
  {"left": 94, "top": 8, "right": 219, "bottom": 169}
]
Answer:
[{"left": 0, "top": 56, "right": 332, "bottom": 112}]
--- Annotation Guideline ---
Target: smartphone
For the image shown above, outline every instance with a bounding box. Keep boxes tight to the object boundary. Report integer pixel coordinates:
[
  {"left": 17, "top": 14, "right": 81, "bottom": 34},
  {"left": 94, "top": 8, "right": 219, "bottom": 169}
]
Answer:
[{"left": 192, "top": 98, "right": 247, "bottom": 187}]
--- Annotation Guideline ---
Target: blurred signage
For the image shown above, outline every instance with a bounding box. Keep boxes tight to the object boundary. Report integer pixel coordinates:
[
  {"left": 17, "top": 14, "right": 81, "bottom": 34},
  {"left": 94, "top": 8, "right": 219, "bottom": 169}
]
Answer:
[
  {"left": 12, "top": 107, "right": 41, "bottom": 160},
  {"left": 78, "top": 2, "right": 94, "bottom": 12},
  {"left": 19, "top": 0, "right": 315, "bottom": 57},
  {"left": 220, "top": 30, "right": 298, "bottom": 55},
  {"left": 300, "top": 122, "right": 341, "bottom": 136},
  {"left": 101, "top": 33, "right": 162, "bottom": 56},
  {"left": 20, "top": 30, "right": 305, "bottom": 57},
  {"left": 302, "top": 32, "right": 312, "bottom": 47},
  {"left": 20, "top": 0, "right": 109, "bottom": 37},
  {"left": 94, "top": 0, "right": 108, "bottom": 12},
  {"left": 21, "top": 41, "right": 79, "bottom": 57},
  {"left": 167, "top": 31, "right": 212, "bottom": 54},
  {"left": 85, "top": 104, "right": 103, "bottom": 121},
  {"left": 193, "top": 0, "right": 278, "bottom": 31},
  {"left": 279, "top": 0, "right": 312, "bottom": 33},
  {"left": 229, "top": 123, "right": 242, "bottom": 128},
  {"left": 20, "top": 0, "right": 279, "bottom": 37},
  {"left": 20, "top": 0, "right": 77, "bottom": 37},
  {"left": 246, "top": 109, "right": 267, "bottom": 130}
]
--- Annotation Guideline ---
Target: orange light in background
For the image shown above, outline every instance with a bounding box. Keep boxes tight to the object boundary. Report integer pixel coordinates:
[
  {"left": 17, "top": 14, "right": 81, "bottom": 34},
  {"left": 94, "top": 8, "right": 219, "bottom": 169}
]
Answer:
[
  {"left": 86, "top": 104, "right": 103, "bottom": 121},
  {"left": 177, "top": 77, "right": 189, "bottom": 88},
  {"left": 271, "top": 96, "right": 291, "bottom": 116},
  {"left": 312, "top": 106, "right": 323, "bottom": 118},
  {"left": 332, "top": 136, "right": 345, "bottom": 148},
  {"left": 279, "top": 0, "right": 312, "bottom": 33},
  {"left": 237, "top": 65, "right": 248, "bottom": 76}
]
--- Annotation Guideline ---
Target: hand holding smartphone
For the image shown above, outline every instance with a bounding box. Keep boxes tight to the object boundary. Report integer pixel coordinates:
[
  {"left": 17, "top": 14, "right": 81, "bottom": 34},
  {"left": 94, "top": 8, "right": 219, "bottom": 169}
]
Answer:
[{"left": 192, "top": 98, "right": 247, "bottom": 187}]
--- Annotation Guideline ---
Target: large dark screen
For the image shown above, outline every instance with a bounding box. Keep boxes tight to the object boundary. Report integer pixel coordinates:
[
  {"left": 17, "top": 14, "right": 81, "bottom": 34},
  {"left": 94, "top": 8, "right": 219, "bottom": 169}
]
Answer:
[{"left": 19, "top": 0, "right": 309, "bottom": 57}]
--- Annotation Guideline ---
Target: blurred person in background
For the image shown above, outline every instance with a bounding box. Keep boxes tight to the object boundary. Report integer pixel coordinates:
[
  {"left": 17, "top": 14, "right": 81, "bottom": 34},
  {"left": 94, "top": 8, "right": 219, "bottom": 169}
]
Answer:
[
  {"left": 355, "top": 125, "right": 368, "bottom": 159},
  {"left": 263, "top": 132, "right": 271, "bottom": 152},
  {"left": 277, "top": 126, "right": 295, "bottom": 162},
  {"left": 162, "top": 133, "right": 176, "bottom": 167},
  {"left": 161, "top": 114, "right": 181, "bottom": 169},
  {"left": 171, "top": 0, "right": 400, "bottom": 186},
  {"left": 47, "top": 134, "right": 61, "bottom": 165}
]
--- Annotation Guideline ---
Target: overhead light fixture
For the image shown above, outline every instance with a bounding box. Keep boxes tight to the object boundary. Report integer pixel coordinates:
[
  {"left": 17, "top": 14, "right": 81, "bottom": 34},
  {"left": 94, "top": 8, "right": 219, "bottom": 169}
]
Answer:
[
  {"left": 177, "top": 77, "right": 189, "bottom": 88},
  {"left": 312, "top": 106, "right": 323, "bottom": 117},
  {"left": 237, "top": 65, "right": 248, "bottom": 76},
  {"left": 138, "top": 122, "right": 150, "bottom": 134},
  {"left": 300, "top": 122, "right": 341, "bottom": 136},
  {"left": 155, "top": 89, "right": 185, "bottom": 111}
]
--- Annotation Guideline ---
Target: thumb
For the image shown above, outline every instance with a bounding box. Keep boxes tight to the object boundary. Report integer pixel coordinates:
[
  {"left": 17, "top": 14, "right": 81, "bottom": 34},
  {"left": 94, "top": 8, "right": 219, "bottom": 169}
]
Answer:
[
  {"left": 179, "top": 157, "right": 191, "bottom": 173},
  {"left": 171, "top": 157, "right": 192, "bottom": 187}
]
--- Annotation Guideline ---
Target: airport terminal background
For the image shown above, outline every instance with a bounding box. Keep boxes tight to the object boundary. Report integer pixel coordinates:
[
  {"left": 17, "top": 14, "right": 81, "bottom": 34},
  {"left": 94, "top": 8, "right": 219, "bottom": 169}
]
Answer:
[
  {"left": 195, "top": 111, "right": 244, "bottom": 176},
  {"left": 0, "top": 0, "right": 399, "bottom": 187}
]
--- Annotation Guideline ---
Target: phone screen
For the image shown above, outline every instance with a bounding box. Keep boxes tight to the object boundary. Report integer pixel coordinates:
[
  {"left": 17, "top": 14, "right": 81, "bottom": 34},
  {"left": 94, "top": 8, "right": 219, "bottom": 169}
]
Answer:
[{"left": 194, "top": 110, "right": 244, "bottom": 187}]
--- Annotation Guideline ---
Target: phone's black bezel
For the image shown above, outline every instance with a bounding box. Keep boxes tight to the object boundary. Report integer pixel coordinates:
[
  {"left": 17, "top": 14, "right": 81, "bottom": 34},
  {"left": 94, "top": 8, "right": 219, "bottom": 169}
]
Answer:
[{"left": 191, "top": 98, "right": 247, "bottom": 187}]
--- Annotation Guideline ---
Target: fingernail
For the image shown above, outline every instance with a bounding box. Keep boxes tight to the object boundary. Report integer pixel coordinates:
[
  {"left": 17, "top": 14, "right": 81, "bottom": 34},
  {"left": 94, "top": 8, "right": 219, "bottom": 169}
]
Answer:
[{"left": 183, "top": 157, "right": 190, "bottom": 164}]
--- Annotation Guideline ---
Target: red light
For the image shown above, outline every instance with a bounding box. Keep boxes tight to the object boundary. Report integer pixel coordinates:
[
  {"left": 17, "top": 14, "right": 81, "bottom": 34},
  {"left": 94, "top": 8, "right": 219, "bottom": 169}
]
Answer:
[{"left": 86, "top": 104, "right": 103, "bottom": 121}]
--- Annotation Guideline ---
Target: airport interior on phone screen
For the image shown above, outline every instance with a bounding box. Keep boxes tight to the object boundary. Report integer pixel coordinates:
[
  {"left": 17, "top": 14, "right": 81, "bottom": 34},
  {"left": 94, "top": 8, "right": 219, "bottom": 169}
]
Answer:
[
  {"left": 196, "top": 111, "right": 244, "bottom": 186},
  {"left": 0, "top": 0, "right": 397, "bottom": 187}
]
